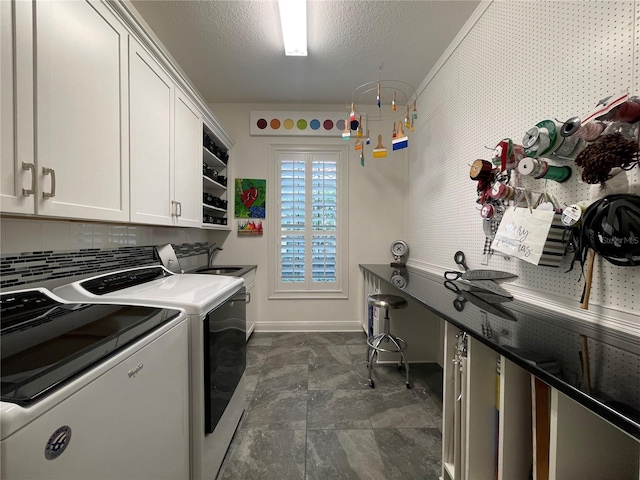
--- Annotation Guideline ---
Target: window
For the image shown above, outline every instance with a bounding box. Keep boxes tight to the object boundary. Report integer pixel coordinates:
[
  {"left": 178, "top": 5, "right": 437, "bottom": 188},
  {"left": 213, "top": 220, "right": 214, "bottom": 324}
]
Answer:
[{"left": 269, "top": 145, "right": 348, "bottom": 298}]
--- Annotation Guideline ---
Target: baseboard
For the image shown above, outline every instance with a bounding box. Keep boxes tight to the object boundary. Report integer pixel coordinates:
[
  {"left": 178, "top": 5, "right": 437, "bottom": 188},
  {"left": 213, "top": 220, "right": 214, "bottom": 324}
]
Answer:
[{"left": 254, "top": 320, "right": 363, "bottom": 333}]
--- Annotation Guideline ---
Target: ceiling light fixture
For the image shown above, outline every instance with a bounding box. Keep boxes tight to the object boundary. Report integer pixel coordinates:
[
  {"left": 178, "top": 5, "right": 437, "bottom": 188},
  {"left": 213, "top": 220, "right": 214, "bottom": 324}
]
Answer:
[{"left": 278, "top": 0, "right": 307, "bottom": 56}]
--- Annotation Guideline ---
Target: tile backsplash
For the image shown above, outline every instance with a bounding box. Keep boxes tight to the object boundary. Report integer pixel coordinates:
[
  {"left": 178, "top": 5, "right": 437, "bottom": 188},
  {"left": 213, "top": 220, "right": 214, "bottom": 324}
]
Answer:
[{"left": 0, "top": 218, "right": 211, "bottom": 290}]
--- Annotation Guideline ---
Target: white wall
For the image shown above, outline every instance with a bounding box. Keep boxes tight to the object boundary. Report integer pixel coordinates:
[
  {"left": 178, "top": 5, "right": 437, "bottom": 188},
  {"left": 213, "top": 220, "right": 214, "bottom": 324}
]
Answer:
[
  {"left": 406, "top": 0, "right": 639, "bottom": 330},
  {"left": 207, "top": 103, "right": 406, "bottom": 330}
]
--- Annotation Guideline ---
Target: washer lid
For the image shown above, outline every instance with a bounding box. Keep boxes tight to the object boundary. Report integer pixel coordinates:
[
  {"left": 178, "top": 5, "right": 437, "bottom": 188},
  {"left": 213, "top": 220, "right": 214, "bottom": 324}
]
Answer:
[
  {"left": 54, "top": 266, "right": 244, "bottom": 314},
  {"left": 1, "top": 289, "right": 181, "bottom": 406}
]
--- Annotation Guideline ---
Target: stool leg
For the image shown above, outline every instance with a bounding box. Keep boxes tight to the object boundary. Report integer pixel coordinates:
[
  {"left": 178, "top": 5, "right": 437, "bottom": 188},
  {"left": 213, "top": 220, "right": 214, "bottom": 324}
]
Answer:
[
  {"left": 401, "top": 351, "right": 411, "bottom": 388},
  {"left": 367, "top": 346, "right": 377, "bottom": 388}
]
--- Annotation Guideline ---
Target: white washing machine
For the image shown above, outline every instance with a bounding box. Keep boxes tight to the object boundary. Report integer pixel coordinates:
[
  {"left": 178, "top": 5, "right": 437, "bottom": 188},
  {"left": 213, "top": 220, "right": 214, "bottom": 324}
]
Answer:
[
  {"left": 0, "top": 288, "right": 190, "bottom": 480},
  {"left": 54, "top": 266, "right": 246, "bottom": 480}
]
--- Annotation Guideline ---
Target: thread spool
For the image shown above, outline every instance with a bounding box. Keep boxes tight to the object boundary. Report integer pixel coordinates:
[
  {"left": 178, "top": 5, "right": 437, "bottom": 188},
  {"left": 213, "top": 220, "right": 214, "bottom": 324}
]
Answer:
[
  {"left": 517, "top": 158, "right": 572, "bottom": 183},
  {"left": 470, "top": 159, "right": 493, "bottom": 181}
]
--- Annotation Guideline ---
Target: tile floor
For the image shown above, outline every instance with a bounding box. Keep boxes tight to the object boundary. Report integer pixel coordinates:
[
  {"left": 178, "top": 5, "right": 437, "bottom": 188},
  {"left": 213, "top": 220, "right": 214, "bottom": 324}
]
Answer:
[{"left": 216, "top": 332, "right": 444, "bottom": 480}]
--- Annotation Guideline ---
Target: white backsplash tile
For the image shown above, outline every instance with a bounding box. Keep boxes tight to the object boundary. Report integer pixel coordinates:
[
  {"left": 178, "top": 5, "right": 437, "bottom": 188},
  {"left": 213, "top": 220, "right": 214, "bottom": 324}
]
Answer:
[
  {"left": 2, "top": 219, "right": 42, "bottom": 253},
  {"left": 41, "top": 221, "right": 71, "bottom": 251},
  {"left": 128, "top": 225, "right": 151, "bottom": 246},
  {"left": 71, "top": 223, "right": 94, "bottom": 248}
]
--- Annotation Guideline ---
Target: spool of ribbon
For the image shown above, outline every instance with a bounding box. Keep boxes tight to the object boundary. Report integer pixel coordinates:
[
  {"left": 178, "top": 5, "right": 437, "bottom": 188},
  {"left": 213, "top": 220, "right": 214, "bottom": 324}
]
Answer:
[
  {"left": 561, "top": 204, "right": 585, "bottom": 226},
  {"left": 470, "top": 159, "right": 493, "bottom": 181},
  {"left": 523, "top": 120, "right": 562, "bottom": 158},
  {"left": 490, "top": 182, "right": 515, "bottom": 200},
  {"left": 481, "top": 203, "right": 495, "bottom": 219},
  {"left": 492, "top": 139, "right": 525, "bottom": 171},
  {"left": 561, "top": 117, "right": 604, "bottom": 142},
  {"left": 517, "top": 158, "right": 572, "bottom": 183}
]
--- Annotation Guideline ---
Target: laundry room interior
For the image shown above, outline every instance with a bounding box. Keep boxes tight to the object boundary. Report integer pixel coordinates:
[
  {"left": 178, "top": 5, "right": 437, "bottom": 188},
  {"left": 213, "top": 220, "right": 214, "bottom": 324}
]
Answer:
[{"left": 1, "top": 1, "right": 639, "bottom": 479}]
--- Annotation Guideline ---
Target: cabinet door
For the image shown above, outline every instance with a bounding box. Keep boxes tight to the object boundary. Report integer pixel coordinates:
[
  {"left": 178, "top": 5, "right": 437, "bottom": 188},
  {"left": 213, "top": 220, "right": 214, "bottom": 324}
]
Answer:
[
  {"left": 35, "top": 0, "right": 129, "bottom": 221},
  {"left": 1, "top": 0, "right": 35, "bottom": 214},
  {"left": 129, "top": 38, "right": 174, "bottom": 226},
  {"left": 174, "top": 90, "right": 202, "bottom": 228}
]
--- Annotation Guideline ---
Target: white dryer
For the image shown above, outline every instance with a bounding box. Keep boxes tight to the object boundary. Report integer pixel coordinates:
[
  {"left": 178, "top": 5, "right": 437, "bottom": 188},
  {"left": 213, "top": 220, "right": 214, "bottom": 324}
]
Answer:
[{"left": 54, "top": 266, "right": 246, "bottom": 480}]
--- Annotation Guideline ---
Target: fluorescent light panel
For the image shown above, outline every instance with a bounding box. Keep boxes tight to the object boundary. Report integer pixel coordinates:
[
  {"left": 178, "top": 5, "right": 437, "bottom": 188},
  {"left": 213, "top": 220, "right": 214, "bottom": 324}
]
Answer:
[{"left": 278, "top": 0, "right": 307, "bottom": 56}]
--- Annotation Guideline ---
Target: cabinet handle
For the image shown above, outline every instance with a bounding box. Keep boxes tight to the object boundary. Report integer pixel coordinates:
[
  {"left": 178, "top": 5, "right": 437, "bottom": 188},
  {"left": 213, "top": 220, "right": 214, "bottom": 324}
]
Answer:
[
  {"left": 171, "top": 200, "right": 177, "bottom": 217},
  {"left": 177, "top": 201, "right": 182, "bottom": 217},
  {"left": 22, "top": 162, "right": 36, "bottom": 196},
  {"left": 245, "top": 292, "right": 251, "bottom": 304},
  {"left": 42, "top": 167, "right": 56, "bottom": 199}
]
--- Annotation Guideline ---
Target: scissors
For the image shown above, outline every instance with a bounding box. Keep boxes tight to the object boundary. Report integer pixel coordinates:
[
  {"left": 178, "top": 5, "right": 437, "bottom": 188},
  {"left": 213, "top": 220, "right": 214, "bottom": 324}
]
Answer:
[
  {"left": 444, "top": 251, "right": 471, "bottom": 280},
  {"left": 444, "top": 280, "right": 466, "bottom": 312},
  {"left": 444, "top": 251, "right": 514, "bottom": 298},
  {"left": 444, "top": 279, "right": 517, "bottom": 321}
]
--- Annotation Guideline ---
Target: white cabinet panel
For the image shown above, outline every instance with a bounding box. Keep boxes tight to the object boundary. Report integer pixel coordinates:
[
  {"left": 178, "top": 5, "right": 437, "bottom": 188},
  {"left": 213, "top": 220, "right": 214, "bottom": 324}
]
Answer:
[
  {"left": 35, "top": 0, "right": 129, "bottom": 221},
  {"left": 129, "top": 38, "right": 174, "bottom": 226},
  {"left": 174, "top": 90, "right": 202, "bottom": 228},
  {"left": 1, "top": 0, "right": 35, "bottom": 214}
]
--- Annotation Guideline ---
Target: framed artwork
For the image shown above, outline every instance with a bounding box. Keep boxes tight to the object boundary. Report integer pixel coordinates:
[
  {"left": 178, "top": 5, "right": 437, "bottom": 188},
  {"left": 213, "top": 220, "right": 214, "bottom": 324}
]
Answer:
[
  {"left": 238, "top": 219, "right": 263, "bottom": 236},
  {"left": 235, "top": 178, "right": 266, "bottom": 218}
]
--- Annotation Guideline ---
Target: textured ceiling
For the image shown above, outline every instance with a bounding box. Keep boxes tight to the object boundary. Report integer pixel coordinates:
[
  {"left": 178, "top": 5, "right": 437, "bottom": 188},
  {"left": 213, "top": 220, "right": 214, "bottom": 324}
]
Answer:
[{"left": 130, "top": 0, "right": 481, "bottom": 105}]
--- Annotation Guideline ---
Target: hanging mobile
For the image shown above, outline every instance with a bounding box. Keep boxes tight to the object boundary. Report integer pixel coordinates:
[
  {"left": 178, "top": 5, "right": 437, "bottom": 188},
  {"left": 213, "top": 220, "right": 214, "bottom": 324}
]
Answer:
[
  {"left": 390, "top": 240, "right": 409, "bottom": 268},
  {"left": 377, "top": 82, "right": 381, "bottom": 108},
  {"left": 349, "top": 103, "right": 358, "bottom": 130},
  {"left": 405, "top": 105, "right": 411, "bottom": 128},
  {"left": 342, "top": 118, "right": 351, "bottom": 140},
  {"left": 392, "top": 90, "right": 397, "bottom": 111}
]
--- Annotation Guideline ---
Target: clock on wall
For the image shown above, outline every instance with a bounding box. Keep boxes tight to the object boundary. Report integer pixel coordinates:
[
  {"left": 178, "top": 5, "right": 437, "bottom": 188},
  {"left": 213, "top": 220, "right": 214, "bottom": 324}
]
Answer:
[{"left": 390, "top": 240, "right": 409, "bottom": 268}]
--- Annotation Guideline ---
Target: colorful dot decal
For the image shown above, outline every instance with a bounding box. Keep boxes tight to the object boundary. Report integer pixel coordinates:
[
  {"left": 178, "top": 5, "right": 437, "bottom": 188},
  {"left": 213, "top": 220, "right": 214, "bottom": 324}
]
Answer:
[{"left": 251, "top": 112, "right": 346, "bottom": 136}]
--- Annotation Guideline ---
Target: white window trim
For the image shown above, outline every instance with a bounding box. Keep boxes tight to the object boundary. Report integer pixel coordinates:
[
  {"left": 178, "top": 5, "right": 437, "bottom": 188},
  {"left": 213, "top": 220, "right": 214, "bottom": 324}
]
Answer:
[{"left": 268, "top": 144, "right": 349, "bottom": 299}]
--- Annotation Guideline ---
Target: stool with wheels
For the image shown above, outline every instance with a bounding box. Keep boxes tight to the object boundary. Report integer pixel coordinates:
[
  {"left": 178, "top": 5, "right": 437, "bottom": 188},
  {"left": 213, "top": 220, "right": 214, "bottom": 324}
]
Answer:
[{"left": 366, "top": 293, "right": 411, "bottom": 389}]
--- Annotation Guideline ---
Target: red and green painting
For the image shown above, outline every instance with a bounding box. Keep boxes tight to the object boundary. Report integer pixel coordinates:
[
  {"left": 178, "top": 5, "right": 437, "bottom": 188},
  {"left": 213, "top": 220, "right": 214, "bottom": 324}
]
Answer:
[{"left": 235, "top": 178, "right": 266, "bottom": 218}]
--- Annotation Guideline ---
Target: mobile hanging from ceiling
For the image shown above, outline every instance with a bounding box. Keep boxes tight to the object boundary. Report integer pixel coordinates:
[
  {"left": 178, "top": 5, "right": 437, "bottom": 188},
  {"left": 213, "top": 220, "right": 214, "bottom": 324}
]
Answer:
[{"left": 345, "top": 65, "right": 418, "bottom": 165}]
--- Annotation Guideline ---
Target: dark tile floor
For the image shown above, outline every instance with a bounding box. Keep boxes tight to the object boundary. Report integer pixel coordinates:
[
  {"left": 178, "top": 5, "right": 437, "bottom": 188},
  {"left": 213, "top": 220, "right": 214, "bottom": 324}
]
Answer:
[{"left": 216, "top": 332, "right": 444, "bottom": 480}]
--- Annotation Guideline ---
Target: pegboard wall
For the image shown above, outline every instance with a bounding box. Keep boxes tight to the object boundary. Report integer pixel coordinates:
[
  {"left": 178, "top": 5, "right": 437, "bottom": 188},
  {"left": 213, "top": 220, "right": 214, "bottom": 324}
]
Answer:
[{"left": 406, "top": 0, "right": 640, "bottom": 323}]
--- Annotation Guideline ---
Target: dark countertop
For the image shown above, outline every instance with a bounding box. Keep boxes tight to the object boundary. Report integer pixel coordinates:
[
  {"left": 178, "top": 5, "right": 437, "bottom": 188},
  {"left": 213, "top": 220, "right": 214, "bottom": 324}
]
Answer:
[
  {"left": 186, "top": 264, "right": 257, "bottom": 278},
  {"left": 360, "top": 264, "right": 640, "bottom": 441}
]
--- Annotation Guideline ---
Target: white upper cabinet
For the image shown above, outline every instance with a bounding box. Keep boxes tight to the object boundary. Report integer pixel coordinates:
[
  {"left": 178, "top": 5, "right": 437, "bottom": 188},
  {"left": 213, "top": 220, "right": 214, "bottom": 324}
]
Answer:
[
  {"left": 35, "top": 0, "right": 130, "bottom": 221},
  {"left": 174, "top": 90, "right": 203, "bottom": 228},
  {"left": 1, "top": 0, "right": 35, "bottom": 214},
  {"left": 129, "top": 38, "right": 204, "bottom": 228},
  {"left": 129, "top": 37, "right": 174, "bottom": 226},
  {"left": 1, "top": 0, "right": 231, "bottom": 226}
]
